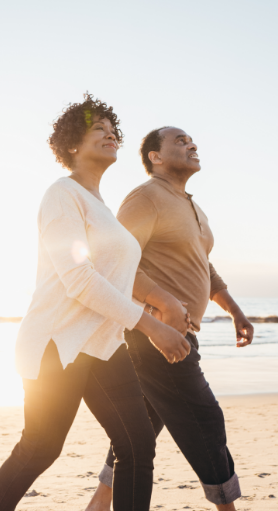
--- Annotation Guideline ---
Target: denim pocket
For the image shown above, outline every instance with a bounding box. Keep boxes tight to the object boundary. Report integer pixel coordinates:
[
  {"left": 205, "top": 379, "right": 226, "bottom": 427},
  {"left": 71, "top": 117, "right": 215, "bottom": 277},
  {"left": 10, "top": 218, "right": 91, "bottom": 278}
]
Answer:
[{"left": 125, "top": 329, "right": 142, "bottom": 368}]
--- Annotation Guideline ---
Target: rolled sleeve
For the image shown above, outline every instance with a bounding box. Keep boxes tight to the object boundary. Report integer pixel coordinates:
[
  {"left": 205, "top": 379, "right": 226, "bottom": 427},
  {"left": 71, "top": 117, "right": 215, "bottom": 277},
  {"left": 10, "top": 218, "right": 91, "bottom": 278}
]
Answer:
[{"left": 209, "top": 262, "right": 227, "bottom": 300}]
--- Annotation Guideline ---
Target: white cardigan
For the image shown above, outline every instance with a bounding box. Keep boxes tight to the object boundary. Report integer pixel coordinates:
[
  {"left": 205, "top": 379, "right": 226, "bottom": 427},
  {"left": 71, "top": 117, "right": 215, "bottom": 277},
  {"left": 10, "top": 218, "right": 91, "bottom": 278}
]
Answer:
[{"left": 16, "top": 177, "right": 144, "bottom": 379}]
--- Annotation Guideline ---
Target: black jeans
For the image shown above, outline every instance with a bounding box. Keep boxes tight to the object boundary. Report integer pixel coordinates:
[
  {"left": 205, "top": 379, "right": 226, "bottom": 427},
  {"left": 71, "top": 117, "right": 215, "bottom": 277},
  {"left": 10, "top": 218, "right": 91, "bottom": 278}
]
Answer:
[
  {"left": 101, "top": 331, "right": 241, "bottom": 506},
  {"left": 0, "top": 341, "right": 156, "bottom": 511}
]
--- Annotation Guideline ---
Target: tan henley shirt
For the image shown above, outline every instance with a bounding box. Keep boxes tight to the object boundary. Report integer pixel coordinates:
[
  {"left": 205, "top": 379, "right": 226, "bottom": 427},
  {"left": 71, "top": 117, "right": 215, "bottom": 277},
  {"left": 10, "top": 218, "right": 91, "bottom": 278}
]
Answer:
[{"left": 117, "top": 176, "right": 227, "bottom": 332}]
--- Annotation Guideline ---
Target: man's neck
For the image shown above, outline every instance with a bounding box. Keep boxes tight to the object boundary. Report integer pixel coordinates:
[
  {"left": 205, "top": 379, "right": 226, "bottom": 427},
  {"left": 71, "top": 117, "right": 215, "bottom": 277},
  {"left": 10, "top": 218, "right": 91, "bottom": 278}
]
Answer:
[{"left": 151, "top": 171, "right": 190, "bottom": 193}]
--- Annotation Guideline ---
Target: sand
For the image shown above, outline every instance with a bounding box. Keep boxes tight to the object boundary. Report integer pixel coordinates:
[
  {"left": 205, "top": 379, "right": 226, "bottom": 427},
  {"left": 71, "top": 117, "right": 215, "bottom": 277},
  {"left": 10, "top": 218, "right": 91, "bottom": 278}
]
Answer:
[{"left": 0, "top": 393, "right": 277, "bottom": 511}]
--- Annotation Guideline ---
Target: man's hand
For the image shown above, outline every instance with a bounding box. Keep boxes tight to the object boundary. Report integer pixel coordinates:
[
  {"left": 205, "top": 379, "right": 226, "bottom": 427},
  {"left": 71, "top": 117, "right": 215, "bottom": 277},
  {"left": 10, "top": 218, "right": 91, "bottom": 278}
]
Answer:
[
  {"left": 213, "top": 289, "right": 254, "bottom": 348},
  {"left": 149, "top": 303, "right": 192, "bottom": 334},
  {"left": 232, "top": 310, "right": 254, "bottom": 347},
  {"left": 144, "top": 286, "right": 192, "bottom": 335},
  {"left": 160, "top": 301, "right": 189, "bottom": 335}
]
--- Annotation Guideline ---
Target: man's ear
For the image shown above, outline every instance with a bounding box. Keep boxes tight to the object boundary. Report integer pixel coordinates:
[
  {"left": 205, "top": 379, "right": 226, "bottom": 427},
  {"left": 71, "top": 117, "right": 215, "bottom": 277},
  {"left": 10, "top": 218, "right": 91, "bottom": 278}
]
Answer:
[{"left": 148, "top": 151, "right": 162, "bottom": 165}]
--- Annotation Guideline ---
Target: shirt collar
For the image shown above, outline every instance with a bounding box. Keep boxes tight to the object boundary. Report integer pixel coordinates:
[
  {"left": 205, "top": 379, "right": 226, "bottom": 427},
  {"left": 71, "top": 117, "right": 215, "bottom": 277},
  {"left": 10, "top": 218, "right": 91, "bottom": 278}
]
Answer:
[{"left": 151, "top": 174, "right": 193, "bottom": 199}]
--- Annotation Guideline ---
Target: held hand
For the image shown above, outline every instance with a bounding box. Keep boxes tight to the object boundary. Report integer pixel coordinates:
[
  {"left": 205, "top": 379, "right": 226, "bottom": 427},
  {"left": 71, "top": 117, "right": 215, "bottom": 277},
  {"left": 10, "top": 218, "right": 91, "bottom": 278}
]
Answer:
[
  {"left": 150, "top": 322, "right": 191, "bottom": 364},
  {"left": 181, "top": 301, "right": 193, "bottom": 331},
  {"left": 151, "top": 305, "right": 192, "bottom": 333},
  {"left": 159, "top": 298, "right": 190, "bottom": 335},
  {"left": 144, "top": 287, "right": 192, "bottom": 335},
  {"left": 232, "top": 311, "right": 254, "bottom": 347},
  {"left": 150, "top": 306, "right": 162, "bottom": 321}
]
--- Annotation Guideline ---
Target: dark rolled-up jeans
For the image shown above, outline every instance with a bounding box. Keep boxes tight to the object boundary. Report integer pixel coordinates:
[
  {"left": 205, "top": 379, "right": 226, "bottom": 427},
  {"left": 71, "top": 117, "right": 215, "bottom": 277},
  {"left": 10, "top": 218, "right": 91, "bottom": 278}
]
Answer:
[
  {"left": 0, "top": 341, "right": 156, "bottom": 511},
  {"left": 100, "top": 331, "right": 241, "bottom": 506}
]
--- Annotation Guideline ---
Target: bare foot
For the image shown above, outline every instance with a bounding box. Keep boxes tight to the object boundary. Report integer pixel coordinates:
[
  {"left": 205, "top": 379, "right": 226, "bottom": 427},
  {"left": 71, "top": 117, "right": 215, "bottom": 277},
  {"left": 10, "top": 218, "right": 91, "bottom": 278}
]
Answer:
[
  {"left": 216, "top": 503, "right": 236, "bottom": 511},
  {"left": 85, "top": 482, "right": 112, "bottom": 511}
]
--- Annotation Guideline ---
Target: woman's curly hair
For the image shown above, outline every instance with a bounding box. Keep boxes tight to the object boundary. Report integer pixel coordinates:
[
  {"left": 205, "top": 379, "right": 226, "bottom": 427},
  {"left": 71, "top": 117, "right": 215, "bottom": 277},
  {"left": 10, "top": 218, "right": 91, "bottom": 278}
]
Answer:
[{"left": 48, "top": 93, "right": 123, "bottom": 170}]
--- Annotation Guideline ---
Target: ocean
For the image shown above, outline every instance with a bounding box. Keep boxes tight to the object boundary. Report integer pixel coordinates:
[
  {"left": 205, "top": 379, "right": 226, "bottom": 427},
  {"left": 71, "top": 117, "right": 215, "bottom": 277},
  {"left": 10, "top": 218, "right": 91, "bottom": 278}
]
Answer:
[
  {"left": 0, "top": 297, "right": 277, "bottom": 405},
  {"left": 198, "top": 297, "right": 278, "bottom": 359}
]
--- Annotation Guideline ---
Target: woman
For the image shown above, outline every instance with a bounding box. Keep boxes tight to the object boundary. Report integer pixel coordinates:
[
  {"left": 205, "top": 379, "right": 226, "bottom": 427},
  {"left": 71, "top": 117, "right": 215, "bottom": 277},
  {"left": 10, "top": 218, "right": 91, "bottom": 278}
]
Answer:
[{"left": 0, "top": 94, "right": 190, "bottom": 511}]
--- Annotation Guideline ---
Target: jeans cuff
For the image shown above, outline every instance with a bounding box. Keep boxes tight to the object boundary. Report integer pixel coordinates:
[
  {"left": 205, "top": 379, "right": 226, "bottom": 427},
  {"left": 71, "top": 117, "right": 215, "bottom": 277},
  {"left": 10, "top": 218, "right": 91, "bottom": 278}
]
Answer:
[
  {"left": 200, "top": 473, "right": 241, "bottom": 505},
  {"left": 99, "top": 463, "right": 113, "bottom": 488}
]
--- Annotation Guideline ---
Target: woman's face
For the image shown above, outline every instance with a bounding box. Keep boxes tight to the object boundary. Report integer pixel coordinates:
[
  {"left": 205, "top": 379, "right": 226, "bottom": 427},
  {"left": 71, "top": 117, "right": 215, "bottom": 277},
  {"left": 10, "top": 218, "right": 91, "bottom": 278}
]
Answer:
[{"left": 71, "top": 116, "right": 119, "bottom": 167}]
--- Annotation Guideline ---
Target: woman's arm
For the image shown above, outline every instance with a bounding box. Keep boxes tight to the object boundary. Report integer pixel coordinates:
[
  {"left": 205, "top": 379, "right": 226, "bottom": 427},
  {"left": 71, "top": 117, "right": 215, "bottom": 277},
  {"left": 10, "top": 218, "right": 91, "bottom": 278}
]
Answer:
[{"left": 43, "top": 214, "right": 144, "bottom": 330}]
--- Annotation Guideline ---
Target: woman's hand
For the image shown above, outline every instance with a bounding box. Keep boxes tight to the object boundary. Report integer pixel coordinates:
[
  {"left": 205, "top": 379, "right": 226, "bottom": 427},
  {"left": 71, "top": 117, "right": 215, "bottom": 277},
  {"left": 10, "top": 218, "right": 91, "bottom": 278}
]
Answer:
[
  {"left": 149, "top": 321, "right": 191, "bottom": 363},
  {"left": 135, "top": 311, "right": 191, "bottom": 364}
]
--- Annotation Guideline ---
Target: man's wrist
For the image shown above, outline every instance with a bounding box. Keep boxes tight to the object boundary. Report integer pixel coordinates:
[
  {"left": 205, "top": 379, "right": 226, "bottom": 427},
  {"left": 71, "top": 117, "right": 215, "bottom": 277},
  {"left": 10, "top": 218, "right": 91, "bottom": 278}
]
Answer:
[
  {"left": 145, "top": 286, "right": 178, "bottom": 312},
  {"left": 229, "top": 305, "right": 243, "bottom": 317},
  {"left": 213, "top": 290, "right": 242, "bottom": 317}
]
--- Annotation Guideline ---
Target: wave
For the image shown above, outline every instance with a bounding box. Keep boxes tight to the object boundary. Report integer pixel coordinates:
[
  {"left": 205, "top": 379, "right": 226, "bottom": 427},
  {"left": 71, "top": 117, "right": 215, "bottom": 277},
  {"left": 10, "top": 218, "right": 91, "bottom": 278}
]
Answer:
[{"left": 202, "top": 315, "right": 278, "bottom": 323}]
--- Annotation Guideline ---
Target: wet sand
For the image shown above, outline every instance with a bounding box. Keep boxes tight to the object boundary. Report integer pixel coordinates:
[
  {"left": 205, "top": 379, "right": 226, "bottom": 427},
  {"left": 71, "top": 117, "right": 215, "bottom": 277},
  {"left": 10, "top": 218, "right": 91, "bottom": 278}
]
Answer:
[{"left": 0, "top": 392, "right": 277, "bottom": 510}]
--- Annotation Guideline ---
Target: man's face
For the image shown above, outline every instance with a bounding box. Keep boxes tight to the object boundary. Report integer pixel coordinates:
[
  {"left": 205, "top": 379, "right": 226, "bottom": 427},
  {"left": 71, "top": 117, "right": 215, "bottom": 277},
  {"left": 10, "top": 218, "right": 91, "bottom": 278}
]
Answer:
[{"left": 157, "top": 127, "right": 201, "bottom": 175}]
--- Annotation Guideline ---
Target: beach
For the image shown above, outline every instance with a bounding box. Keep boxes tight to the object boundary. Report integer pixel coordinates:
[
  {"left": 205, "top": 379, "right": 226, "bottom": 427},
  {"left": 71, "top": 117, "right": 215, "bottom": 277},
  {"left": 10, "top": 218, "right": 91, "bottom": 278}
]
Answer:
[
  {"left": 0, "top": 392, "right": 277, "bottom": 511},
  {"left": 0, "top": 297, "right": 277, "bottom": 509}
]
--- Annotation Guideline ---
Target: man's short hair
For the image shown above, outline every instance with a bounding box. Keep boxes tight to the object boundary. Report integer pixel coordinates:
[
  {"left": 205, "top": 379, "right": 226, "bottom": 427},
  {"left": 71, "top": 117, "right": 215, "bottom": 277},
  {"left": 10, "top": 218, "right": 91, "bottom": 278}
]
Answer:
[{"left": 140, "top": 127, "right": 171, "bottom": 175}]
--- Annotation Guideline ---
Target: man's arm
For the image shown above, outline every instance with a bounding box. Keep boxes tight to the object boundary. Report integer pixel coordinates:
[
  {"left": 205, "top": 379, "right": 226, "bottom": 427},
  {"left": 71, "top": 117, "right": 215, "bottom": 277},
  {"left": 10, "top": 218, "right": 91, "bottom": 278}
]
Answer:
[
  {"left": 210, "top": 264, "right": 254, "bottom": 347},
  {"left": 117, "top": 190, "right": 189, "bottom": 334},
  {"left": 117, "top": 191, "right": 160, "bottom": 301}
]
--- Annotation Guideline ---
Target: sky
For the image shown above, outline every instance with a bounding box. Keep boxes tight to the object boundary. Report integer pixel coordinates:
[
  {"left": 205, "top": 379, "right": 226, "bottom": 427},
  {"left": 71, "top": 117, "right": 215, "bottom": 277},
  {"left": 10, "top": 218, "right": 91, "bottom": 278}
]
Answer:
[{"left": 0, "top": 0, "right": 278, "bottom": 316}]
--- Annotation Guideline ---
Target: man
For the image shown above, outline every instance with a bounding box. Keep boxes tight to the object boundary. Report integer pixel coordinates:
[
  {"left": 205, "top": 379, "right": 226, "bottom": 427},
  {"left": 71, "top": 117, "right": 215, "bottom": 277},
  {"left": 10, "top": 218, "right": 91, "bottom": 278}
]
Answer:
[{"left": 86, "top": 127, "right": 254, "bottom": 511}]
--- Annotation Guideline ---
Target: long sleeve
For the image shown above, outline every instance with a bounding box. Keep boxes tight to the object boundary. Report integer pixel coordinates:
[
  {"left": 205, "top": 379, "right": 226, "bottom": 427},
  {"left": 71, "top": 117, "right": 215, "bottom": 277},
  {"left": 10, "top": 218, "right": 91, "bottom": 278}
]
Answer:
[
  {"left": 117, "top": 192, "right": 158, "bottom": 302},
  {"left": 41, "top": 188, "right": 143, "bottom": 331},
  {"left": 209, "top": 262, "right": 227, "bottom": 300},
  {"left": 16, "top": 177, "right": 146, "bottom": 380}
]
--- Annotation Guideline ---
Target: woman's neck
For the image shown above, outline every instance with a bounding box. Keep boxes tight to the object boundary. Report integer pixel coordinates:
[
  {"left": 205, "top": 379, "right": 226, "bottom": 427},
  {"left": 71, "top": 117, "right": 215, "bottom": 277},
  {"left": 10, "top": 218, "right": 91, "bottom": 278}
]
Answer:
[{"left": 69, "top": 164, "right": 105, "bottom": 201}]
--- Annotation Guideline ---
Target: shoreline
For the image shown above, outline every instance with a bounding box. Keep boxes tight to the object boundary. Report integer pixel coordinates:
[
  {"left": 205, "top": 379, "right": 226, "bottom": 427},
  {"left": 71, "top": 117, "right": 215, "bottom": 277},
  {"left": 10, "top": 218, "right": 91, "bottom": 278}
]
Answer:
[
  {"left": 218, "top": 392, "right": 278, "bottom": 402},
  {"left": 0, "top": 357, "right": 278, "bottom": 406},
  {"left": 1, "top": 392, "right": 277, "bottom": 409},
  {"left": 1, "top": 393, "right": 277, "bottom": 410},
  {"left": 200, "top": 356, "right": 278, "bottom": 395}
]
